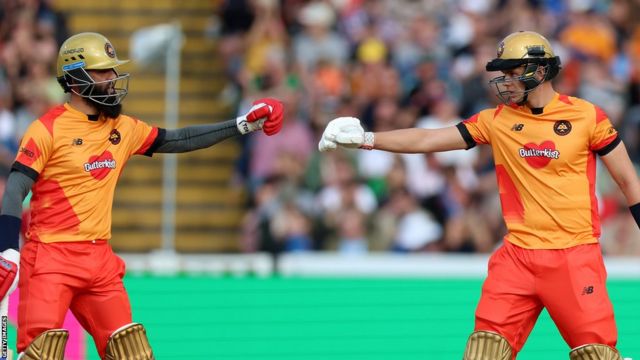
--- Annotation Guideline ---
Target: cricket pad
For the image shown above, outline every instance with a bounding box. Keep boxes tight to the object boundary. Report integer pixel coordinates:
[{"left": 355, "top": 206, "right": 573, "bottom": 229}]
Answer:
[{"left": 104, "top": 323, "right": 154, "bottom": 360}]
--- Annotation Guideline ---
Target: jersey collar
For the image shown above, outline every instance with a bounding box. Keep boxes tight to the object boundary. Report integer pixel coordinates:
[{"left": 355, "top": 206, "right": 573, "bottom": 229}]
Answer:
[
  {"left": 64, "top": 103, "right": 101, "bottom": 121},
  {"left": 515, "top": 92, "right": 561, "bottom": 115}
]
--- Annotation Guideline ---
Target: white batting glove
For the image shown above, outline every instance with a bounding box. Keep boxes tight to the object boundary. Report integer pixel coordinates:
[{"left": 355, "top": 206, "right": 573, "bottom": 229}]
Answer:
[{"left": 318, "top": 117, "right": 374, "bottom": 152}]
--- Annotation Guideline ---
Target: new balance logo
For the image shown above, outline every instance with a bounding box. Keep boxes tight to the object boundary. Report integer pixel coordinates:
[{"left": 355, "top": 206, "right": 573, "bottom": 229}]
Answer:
[
  {"left": 581, "top": 286, "right": 594, "bottom": 295},
  {"left": 511, "top": 123, "right": 524, "bottom": 131}
]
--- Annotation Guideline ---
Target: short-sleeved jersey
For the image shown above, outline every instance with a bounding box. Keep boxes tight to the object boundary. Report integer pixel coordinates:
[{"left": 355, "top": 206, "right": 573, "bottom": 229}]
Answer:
[
  {"left": 13, "top": 103, "right": 160, "bottom": 243},
  {"left": 460, "top": 93, "right": 620, "bottom": 249}
]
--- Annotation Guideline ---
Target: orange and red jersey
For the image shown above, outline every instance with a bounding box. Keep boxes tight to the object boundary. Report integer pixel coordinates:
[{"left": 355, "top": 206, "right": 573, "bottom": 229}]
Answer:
[
  {"left": 13, "top": 103, "right": 160, "bottom": 243},
  {"left": 460, "top": 93, "right": 619, "bottom": 249}
]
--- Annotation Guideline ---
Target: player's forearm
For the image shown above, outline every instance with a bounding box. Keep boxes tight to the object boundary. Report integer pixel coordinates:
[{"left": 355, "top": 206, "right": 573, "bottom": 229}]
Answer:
[
  {"left": 616, "top": 173, "right": 640, "bottom": 229},
  {"left": 0, "top": 170, "right": 34, "bottom": 251},
  {"left": 373, "top": 129, "right": 427, "bottom": 153},
  {"left": 600, "top": 142, "right": 640, "bottom": 228},
  {"left": 600, "top": 142, "right": 640, "bottom": 205},
  {"left": 618, "top": 177, "right": 640, "bottom": 206},
  {"left": 615, "top": 162, "right": 640, "bottom": 206},
  {"left": 608, "top": 161, "right": 640, "bottom": 205},
  {"left": 373, "top": 127, "right": 468, "bottom": 153},
  {"left": 153, "top": 120, "right": 241, "bottom": 153}
]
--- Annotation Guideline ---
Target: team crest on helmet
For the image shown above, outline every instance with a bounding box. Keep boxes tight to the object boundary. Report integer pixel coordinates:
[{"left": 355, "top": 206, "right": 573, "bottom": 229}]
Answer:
[
  {"left": 553, "top": 120, "right": 571, "bottom": 136},
  {"left": 105, "top": 42, "right": 116, "bottom": 58},
  {"left": 109, "top": 129, "right": 121, "bottom": 144},
  {"left": 497, "top": 41, "right": 505, "bottom": 58}
]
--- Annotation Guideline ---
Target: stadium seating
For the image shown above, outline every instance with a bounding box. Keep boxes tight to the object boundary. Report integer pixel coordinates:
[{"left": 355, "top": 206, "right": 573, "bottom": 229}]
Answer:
[{"left": 53, "top": 0, "right": 246, "bottom": 252}]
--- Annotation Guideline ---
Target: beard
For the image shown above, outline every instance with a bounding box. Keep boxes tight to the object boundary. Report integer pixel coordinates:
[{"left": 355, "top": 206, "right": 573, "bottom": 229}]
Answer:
[
  {"left": 83, "top": 84, "right": 123, "bottom": 119},
  {"left": 92, "top": 100, "right": 122, "bottom": 119}
]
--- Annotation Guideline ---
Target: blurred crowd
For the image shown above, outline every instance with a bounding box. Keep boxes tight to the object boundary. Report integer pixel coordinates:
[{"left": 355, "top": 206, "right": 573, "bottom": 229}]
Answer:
[
  {"left": 2, "top": 0, "right": 640, "bottom": 257},
  {"left": 0, "top": 0, "right": 67, "bottom": 186},
  {"left": 216, "top": 0, "right": 640, "bottom": 255}
]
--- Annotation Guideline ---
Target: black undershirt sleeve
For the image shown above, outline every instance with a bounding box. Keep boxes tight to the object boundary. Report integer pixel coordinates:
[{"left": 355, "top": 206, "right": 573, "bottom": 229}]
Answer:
[
  {"left": 455, "top": 122, "right": 477, "bottom": 150},
  {"left": 143, "top": 128, "right": 166, "bottom": 156},
  {"left": 152, "top": 119, "right": 241, "bottom": 153},
  {"left": 0, "top": 169, "right": 35, "bottom": 251},
  {"left": 2, "top": 169, "right": 35, "bottom": 218},
  {"left": 11, "top": 161, "right": 38, "bottom": 182}
]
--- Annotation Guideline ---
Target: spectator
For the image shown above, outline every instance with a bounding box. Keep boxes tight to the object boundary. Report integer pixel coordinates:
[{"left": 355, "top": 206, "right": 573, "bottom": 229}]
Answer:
[
  {"left": 5, "top": 0, "right": 635, "bottom": 257},
  {"left": 223, "top": 0, "right": 640, "bottom": 254}
]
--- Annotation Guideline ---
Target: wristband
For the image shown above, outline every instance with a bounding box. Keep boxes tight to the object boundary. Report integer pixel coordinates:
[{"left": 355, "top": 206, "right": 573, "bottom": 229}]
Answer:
[
  {"left": 630, "top": 203, "right": 640, "bottom": 229},
  {"left": 359, "top": 132, "right": 375, "bottom": 150},
  {"left": 236, "top": 116, "right": 251, "bottom": 135},
  {"left": 0, "top": 214, "right": 21, "bottom": 252}
]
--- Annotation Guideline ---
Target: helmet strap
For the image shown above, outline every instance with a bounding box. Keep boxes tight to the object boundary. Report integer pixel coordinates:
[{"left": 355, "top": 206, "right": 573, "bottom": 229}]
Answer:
[
  {"left": 515, "top": 63, "right": 545, "bottom": 106},
  {"left": 521, "top": 63, "right": 542, "bottom": 91}
]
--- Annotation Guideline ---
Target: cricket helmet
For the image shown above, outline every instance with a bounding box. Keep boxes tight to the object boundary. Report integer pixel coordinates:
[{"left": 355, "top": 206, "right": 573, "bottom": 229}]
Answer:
[
  {"left": 486, "top": 31, "right": 561, "bottom": 104},
  {"left": 56, "top": 32, "right": 130, "bottom": 105}
]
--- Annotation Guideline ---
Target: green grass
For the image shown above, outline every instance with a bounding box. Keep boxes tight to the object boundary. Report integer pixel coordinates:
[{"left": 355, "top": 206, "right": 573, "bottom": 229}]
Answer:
[
  {"left": 101, "top": 276, "right": 640, "bottom": 359},
  {"left": 9, "top": 276, "right": 638, "bottom": 359}
]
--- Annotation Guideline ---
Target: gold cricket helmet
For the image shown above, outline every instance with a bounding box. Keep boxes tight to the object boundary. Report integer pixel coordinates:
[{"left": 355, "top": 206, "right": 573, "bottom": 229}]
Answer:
[
  {"left": 486, "top": 31, "right": 561, "bottom": 77},
  {"left": 486, "top": 31, "right": 561, "bottom": 104},
  {"left": 56, "top": 32, "right": 130, "bottom": 105}
]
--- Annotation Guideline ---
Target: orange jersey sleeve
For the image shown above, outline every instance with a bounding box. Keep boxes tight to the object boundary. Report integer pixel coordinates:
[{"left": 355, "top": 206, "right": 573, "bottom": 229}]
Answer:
[
  {"left": 589, "top": 105, "right": 619, "bottom": 152},
  {"left": 128, "top": 117, "right": 160, "bottom": 156},
  {"left": 461, "top": 108, "right": 494, "bottom": 145},
  {"left": 460, "top": 94, "right": 619, "bottom": 249},
  {"left": 14, "top": 104, "right": 160, "bottom": 243},
  {"left": 15, "top": 105, "right": 64, "bottom": 175}
]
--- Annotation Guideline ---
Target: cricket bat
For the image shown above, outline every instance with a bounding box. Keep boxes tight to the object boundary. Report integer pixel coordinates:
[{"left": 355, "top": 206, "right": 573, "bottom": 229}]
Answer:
[{"left": 0, "top": 297, "right": 12, "bottom": 360}]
